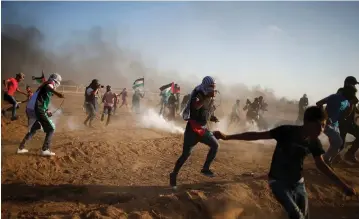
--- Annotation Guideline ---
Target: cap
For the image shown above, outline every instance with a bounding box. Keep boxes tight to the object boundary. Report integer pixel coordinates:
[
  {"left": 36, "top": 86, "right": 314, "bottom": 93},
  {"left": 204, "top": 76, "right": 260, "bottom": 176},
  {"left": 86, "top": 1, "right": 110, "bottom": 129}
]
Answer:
[{"left": 344, "top": 76, "right": 358, "bottom": 86}]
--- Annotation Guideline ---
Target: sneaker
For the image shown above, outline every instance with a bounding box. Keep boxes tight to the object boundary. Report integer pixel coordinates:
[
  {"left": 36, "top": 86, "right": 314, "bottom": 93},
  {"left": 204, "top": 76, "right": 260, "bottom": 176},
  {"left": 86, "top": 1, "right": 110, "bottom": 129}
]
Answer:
[
  {"left": 201, "top": 169, "right": 215, "bottom": 177},
  {"left": 170, "top": 172, "right": 177, "bottom": 190},
  {"left": 17, "top": 148, "right": 29, "bottom": 154},
  {"left": 11, "top": 116, "right": 19, "bottom": 121},
  {"left": 41, "top": 149, "right": 55, "bottom": 156}
]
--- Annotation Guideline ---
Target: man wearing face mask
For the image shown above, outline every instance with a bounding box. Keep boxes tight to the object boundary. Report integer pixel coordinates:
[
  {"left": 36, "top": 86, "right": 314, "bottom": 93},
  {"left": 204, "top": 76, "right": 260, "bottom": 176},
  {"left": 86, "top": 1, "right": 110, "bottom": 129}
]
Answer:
[
  {"left": 170, "top": 76, "right": 219, "bottom": 189},
  {"left": 17, "top": 73, "right": 64, "bottom": 156}
]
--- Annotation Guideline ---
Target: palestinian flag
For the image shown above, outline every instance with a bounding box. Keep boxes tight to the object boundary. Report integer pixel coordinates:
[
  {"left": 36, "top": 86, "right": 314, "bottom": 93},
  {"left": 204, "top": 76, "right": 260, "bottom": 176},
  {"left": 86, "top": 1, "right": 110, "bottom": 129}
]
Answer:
[
  {"left": 32, "top": 72, "right": 46, "bottom": 84},
  {"left": 159, "top": 82, "right": 180, "bottom": 96},
  {"left": 132, "top": 77, "right": 144, "bottom": 90}
]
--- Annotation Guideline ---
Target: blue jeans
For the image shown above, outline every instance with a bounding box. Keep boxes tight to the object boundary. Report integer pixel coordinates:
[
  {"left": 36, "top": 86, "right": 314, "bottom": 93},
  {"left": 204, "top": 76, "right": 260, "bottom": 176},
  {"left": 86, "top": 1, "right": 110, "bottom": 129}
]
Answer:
[
  {"left": 323, "top": 124, "right": 343, "bottom": 163},
  {"left": 84, "top": 103, "right": 96, "bottom": 125},
  {"left": 3, "top": 92, "right": 18, "bottom": 118},
  {"left": 269, "top": 179, "right": 309, "bottom": 219}
]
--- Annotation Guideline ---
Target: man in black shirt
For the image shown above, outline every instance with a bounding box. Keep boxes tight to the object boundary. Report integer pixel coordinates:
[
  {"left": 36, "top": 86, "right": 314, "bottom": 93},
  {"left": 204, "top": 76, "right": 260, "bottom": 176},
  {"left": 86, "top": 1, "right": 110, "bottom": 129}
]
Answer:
[{"left": 213, "top": 106, "right": 356, "bottom": 219}]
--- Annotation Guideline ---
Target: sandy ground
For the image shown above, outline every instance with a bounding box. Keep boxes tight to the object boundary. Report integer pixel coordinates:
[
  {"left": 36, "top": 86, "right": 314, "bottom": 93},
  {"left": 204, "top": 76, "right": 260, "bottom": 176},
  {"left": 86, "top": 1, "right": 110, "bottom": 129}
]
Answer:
[{"left": 1, "top": 93, "right": 359, "bottom": 219}]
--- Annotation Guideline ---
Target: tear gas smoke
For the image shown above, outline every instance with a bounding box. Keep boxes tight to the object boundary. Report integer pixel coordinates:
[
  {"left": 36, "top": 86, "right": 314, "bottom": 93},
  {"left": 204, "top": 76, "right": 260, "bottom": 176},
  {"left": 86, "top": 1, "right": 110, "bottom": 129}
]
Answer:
[{"left": 139, "top": 108, "right": 184, "bottom": 134}]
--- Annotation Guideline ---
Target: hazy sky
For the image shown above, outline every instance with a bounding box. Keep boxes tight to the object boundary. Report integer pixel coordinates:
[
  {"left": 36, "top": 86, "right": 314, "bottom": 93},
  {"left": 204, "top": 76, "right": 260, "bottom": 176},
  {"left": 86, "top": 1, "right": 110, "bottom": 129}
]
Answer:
[{"left": 2, "top": 1, "right": 359, "bottom": 102}]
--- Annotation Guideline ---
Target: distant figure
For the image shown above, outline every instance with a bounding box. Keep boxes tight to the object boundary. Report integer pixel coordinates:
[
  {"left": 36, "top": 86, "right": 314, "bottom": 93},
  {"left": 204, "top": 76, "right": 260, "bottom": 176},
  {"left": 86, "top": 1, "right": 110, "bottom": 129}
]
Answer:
[
  {"left": 24, "top": 85, "right": 34, "bottom": 102},
  {"left": 228, "top": 99, "right": 241, "bottom": 127},
  {"left": 296, "top": 94, "right": 309, "bottom": 124},
  {"left": 132, "top": 89, "right": 144, "bottom": 114},
  {"left": 180, "top": 94, "right": 191, "bottom": 113},
  {"left": 118, "top": 88, "right": 128, "bottom": 109},
  {"left": 84, "top": 79, "right": 102, "bottom": 128},
  {"left": 32, "top": 70, "right": 46, "bottom": 84},
  {"left": 101, "top": 85, "right": 117, "bottom": 126},
  {"left": 167, "top": 93, "right": 177, "bottom": 121}
]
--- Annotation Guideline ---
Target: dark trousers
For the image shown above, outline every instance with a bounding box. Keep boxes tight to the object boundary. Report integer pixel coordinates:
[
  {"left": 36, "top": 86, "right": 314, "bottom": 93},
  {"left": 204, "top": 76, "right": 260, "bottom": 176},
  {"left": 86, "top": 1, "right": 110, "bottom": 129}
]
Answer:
[
  {"left": 339, "top": 121, "right": 359, "bottom": 157},
  {"left": 101, "top": 106, "right": 113, "bottom": 126},
  {"left": 3, "top": 93, "right": 18, "bottom": 118},
  {"left": 19, "top": 110, "right": 55, "bottom": 151},
  {"left": 269, "top": 179, "right": 309, "bottom": 219},
  {"left": 172, "top": 123, "right": 219, "bottom": 174}
]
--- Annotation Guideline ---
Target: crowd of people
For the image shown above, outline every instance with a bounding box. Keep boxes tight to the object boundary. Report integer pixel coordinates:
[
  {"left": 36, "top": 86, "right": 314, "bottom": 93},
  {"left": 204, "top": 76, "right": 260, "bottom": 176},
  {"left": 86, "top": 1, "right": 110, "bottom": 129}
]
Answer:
[
  {"left": 169, "top": 75, "right": 358, "bottom": 219},
  {"left": 2, "top": 71, "right": 359, "bottom": 219}
]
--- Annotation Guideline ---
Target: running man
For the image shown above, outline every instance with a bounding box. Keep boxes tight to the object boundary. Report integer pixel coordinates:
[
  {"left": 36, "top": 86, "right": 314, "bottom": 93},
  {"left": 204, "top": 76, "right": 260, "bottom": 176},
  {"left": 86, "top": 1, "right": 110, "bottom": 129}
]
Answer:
[
  {"left": 213, "top": 106, "right": 356, "bottom": 219},
  {"left": 296, "top": 94, "right": 309, "bottom": 124},
  {"left": 2, "top": 72, "right": 27, "bottom": 121},
  {"left": 118, "top": 88, "right": 128, "bottom": 109},
  {"left": 84, "top": 79, "right": 102, "bottom": 128},
  {"left": 180, "top": 94, "right": 191, "bottom": 113},
  {"left": 316, "top": 84, "right": 357, "bottom": 166},
  {"left": 26, "top": 85, "right": 34, "bottom": 100},
  {"left": 101, "top": 85, "right": 117, "bottom": 126},
  {"left": 170, "top": 76, "right": 219, "bottom": 189},
  {"left": 132, "top": 89, "right": 144, "bottom": 114},
  {"left": 228, "top": 99, "right": 241, "bottom": 127},
  {"left": 32, "top": 70, "right": 46, "bottom": 84},
  {"left": 166, "top": 93, "right": 177, "bottom": 121},
  {"left": 337, "top": 76, "right": 359, "bottom": 162},
  {"left": 17, "top": 73, "right": 64, "bottom": 156}
]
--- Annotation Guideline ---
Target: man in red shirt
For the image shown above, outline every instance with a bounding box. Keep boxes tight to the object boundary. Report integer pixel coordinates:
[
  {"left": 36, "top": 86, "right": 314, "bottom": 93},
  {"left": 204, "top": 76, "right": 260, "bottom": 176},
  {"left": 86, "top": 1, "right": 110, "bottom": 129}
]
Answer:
[{"left": 2, "top": 72, "right": 27, "bottom": 121}]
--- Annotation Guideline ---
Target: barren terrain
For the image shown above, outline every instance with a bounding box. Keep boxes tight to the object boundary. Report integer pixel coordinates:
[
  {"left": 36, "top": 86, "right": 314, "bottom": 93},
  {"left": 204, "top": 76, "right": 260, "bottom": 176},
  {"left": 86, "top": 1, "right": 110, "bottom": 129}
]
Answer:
[{"left": 1, "top": 93, "right": 359, "bottom": 219}]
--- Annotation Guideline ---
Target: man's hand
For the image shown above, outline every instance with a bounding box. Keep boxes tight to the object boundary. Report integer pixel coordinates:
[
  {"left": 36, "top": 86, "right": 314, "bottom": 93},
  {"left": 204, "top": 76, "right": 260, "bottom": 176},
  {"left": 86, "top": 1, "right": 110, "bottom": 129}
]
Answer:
[
  {"left": 47, "top": 111, "right": 53, "bottom": 117},
  {"left": 57, "top": 93, "right": 65, "bottom": 98},
  {"left": 213, "top": 131, "right": 227, "bottom": 140},
  {"left": 210, "top": 115, "right": 219, "bottom": 123}
]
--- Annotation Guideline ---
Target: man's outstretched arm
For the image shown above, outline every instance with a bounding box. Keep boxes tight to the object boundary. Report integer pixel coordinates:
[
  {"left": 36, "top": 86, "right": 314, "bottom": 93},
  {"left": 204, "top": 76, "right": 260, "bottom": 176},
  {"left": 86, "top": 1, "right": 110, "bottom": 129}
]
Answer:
[{"left": 213, "top": 130, "right": 273, "bottom": 141}]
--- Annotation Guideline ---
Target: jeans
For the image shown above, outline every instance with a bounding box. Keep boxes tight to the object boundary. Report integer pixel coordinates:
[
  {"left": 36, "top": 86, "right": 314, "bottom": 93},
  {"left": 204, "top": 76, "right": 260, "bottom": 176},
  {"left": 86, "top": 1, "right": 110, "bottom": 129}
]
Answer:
[
  {"left": 269, "top": 179, "right": 309, "bottom": 219},
  {"left": 84, "top": 103, "right": 96, "bottom": 125},
  {"left": 172, "top": 122, "right": 219, "bottom": 174},
  {"left": 3, "top": 92, "right": 18, "bottom": 118},
  {"left": 323, "top": 125, "right": 343, "bottom": 163}
]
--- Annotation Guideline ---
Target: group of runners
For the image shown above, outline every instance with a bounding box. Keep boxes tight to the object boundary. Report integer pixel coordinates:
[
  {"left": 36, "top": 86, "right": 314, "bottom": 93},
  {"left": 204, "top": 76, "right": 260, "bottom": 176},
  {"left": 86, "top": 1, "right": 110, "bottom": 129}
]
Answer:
[
  {"left": 2, "top": 71, "right": 359, "bottom": 219},
  {"left": 169, "top": 75, "right": 358, "bottom": 219}
]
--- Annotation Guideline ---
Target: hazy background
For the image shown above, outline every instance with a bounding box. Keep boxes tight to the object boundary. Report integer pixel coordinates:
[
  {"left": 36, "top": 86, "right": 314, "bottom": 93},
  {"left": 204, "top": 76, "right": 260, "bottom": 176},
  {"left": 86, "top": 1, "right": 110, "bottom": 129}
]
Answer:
[{"left": 2, "top": 1, "right": 359, "bottom": 103}]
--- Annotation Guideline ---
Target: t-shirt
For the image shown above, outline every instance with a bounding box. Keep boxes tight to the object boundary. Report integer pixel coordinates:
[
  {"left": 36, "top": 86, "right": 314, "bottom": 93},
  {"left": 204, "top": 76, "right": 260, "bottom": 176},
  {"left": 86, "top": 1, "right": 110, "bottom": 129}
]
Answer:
[
  {"left": 121, "top": 90, "right": 127, "bottom": 100},
  {"left": 103, "top": 91, "right": 117, "bottom": 107},
  {"left": 269, "top": 125, "right": 325, "bottom": 184},
  {"left": 232, "top": 104, "right": 240, "bottom": 115},
  {"left": 6, "top": 78, "right": 18, "bottom": 96},
  {"left": 324, "top": 94, "right": 350, "bottom": 127},
  {"left": 27, "top": 82, "right": 55, "bottom": 112}
]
